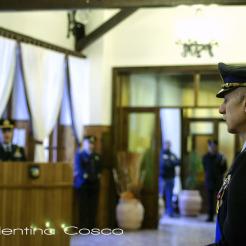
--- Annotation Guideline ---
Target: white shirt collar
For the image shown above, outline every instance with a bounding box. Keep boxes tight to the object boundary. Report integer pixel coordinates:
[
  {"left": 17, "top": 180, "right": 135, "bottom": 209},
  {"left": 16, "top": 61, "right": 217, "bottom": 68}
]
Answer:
[
  {"left": 242, "top": 141, "right": 246, "bottom": 152},
  {"left": 3, "top": 143, "right": 11, "bottom": 147},
  {"left": 2, "top": 143, "right": 12, "bottom": 152}
]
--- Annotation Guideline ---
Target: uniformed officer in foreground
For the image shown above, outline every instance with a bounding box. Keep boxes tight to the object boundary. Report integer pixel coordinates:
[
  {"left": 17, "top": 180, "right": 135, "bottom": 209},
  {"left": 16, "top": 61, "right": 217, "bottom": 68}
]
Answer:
[
  {"left": 207, "top": 63, "right": 246, "bottom": 245},
  {"left": 0, "top": 119, "right": 26, "bottom": 161},
  {"left": 74, "top": 135, "right": 101, "bottom": 229}
]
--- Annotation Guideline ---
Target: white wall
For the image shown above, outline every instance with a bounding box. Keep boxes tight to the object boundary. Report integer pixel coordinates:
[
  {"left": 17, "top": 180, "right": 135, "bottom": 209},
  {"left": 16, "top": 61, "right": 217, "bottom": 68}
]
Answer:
[
  {"left": 83, "top": 10, "right": 106, "bottom": 124},
  {"left": 0, "top": 11, "right": 73, "bottom": 49},
  {"left": 1, "top": 6, "right": 246, "bottom": 124},
  {"left": 101, "top": 6, "right": 246, "bottom": 124},
  {"left": 105, "top": 6, "right": 246, "bottom": 66}
]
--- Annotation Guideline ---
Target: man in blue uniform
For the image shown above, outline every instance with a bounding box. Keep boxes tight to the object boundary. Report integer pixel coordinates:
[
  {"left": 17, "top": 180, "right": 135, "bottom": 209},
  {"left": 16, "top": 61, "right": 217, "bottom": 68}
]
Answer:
[
  {"left": 207, "top": 63, "right": 246, "bottom": 245},
  {"left": 0, "top": 119, "right": 26, "bottom": 162},
  {"left": 160, "top": 140, "right": 179, "bottom": 217},
  {"left": 202, "top": 140, "right": 227, "bottom": 222},
  {"left": 74, "top": 135, "right": 101, "bottom": 229}
]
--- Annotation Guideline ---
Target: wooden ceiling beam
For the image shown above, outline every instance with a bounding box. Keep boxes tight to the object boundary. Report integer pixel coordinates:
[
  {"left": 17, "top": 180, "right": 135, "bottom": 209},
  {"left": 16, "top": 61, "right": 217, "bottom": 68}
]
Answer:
[
  {"left": 76, "top": 8, "right": 137, "bottom": 51},
  {"left": 1, "top": 0, "right": 246, "bottom": 11},
  {"left": 0, "top": 26, "right": 86, "bottom": 58}
]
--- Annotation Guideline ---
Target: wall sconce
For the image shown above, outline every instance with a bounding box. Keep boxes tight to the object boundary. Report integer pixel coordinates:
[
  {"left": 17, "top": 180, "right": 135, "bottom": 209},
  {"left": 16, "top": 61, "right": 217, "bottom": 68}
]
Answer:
[
  {"left": 175, "top": 5, "right": 221, "bottom": 58},
  {"left": 176, "top": 40, "right": 218, "bottom": 58},
  {"left": 67, "top": 10, "right": 86, "bottom": 51}
]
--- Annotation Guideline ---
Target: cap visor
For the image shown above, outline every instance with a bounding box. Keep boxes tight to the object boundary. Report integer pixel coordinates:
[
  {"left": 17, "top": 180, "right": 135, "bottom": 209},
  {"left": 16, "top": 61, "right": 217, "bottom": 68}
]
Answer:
[
  {"left": 216, "top": 87, "right": 236, "bottom": 98},
  {"left": 0, "top": 127, "right": 13, "bottom": 131}
]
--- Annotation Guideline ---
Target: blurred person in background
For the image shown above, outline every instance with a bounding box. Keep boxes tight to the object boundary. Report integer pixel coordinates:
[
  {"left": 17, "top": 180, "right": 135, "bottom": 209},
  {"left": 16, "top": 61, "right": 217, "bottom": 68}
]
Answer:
[
  {"left": 74, "top": 135, "right": 102, "bottom": 229},
  {"left": 202, "top": 139, "right": 227, "bottom": 222},
  {"left": 0, "top": 119, "right": 26, "bottom": 162},
  {"left": 160, "top": 140, "right": 180, "bottom": 217}
]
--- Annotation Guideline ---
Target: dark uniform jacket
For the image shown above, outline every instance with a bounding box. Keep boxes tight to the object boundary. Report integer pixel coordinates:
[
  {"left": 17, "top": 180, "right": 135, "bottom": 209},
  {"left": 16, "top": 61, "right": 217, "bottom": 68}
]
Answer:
[
  {"left": 202, "top": 152, "right": 227, "bottom": 191},
  {"left": 0, "top": 144, "right": 26, "bottom": 161},
  {"left": 208, "top": 150, "right": 246, "bottom": 246},
  {"left": 160, "top": 150, "right": 179, "bottom": 180},
  {"left": 74, "top": 150, "right": 101, "bottom": 188}
]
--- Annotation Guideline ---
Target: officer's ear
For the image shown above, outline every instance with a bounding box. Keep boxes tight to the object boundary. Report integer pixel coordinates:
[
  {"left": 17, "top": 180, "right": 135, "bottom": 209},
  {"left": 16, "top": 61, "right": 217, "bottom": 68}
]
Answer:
[{"left": 242, "top": 99, "right": 246, "bottom": 113}]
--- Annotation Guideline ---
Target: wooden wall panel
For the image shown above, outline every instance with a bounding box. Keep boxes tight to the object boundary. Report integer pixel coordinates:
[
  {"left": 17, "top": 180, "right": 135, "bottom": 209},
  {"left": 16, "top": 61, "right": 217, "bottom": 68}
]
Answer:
[
  {"left": 0, "top": 163, "right": 72, "bottom": 246},
  {"left": 57, "top": 125, "right": 77, "bottom": 163}
]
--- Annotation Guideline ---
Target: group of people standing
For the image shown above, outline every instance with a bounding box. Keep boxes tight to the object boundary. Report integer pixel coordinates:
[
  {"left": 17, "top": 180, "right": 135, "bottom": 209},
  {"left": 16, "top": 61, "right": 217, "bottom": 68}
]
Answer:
[{"left": 159, "top": 139, "right": 227, "bottom": 222}]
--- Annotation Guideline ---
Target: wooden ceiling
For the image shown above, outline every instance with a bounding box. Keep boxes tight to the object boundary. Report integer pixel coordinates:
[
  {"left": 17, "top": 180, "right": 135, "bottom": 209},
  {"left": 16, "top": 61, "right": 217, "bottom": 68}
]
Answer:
[{"left": 1, "top": 0, "right": 246, "bottom": 11}]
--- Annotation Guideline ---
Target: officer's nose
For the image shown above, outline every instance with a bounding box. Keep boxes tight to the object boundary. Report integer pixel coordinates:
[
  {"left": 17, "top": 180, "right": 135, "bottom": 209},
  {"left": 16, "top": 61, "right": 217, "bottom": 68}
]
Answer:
[{"left": 219, "top": 102, "right": 226, "bottom": 115}]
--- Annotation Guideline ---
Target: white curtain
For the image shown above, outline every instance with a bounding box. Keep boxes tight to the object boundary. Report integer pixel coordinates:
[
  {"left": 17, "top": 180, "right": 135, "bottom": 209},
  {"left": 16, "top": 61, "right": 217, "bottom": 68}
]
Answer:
[
  {"left": 0, "top": 37, "right": 17, "bottom": 117},
  {"left": 21, "top": 43, "right": 65, "bottom": 162},
  {"left": 12, "top": 52, "right": 30, "bottom": 120},
  {"left": 60, "top": 76, "right": 72, "bottom": 126},
  {"left": 68, "top": 56, "right": 90, "bottom": 143}
]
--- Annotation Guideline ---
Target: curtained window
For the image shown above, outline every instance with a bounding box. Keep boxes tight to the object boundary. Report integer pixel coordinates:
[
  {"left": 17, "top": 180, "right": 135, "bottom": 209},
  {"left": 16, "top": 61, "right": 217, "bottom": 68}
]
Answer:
[
  {"left": 67, "top": 56, "right": 90, "bottom": 144},
  {"left": 20, "top": 43, "right": 65, "bottom": 162},
  {"left": 0, "top": 37, "right": 17, "bottom": 117}
]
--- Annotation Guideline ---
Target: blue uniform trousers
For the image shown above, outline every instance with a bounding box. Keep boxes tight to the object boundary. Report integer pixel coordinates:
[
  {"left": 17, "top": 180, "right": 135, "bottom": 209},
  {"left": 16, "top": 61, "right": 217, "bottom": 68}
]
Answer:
[{"left": 163, "top": 178, "right": 174, "bottom": 216}]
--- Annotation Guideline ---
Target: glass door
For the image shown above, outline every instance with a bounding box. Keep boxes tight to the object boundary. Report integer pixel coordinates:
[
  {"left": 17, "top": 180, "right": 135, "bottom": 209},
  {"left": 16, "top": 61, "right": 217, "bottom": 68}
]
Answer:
[
  {"left": 183, "top": 119, "right": 235, "bottom": 212},
  {"left": 123, "top": 109, "right": 159, "bottom": 228}
]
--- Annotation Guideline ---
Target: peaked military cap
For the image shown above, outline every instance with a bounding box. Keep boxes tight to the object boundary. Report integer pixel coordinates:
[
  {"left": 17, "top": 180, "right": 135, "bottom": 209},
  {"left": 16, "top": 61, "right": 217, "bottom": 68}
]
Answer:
[
  {"left": 216, "top": 62, "right": 246, "bottom": 98},
  {"left": 0, "top": 119, "right": 15, "bottom": 129},
  {"left": 83, "top": 135, "right": 96, "bottom": 143}
]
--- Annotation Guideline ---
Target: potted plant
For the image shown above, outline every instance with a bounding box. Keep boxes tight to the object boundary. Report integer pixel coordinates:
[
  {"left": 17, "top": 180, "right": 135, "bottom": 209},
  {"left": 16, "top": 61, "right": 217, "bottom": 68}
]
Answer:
[
  {"left": 179, "top": 150, "right": 203, "bottom": 216},
  {"left": 113, "top": 151, "right": 146, "bottom": 230}
]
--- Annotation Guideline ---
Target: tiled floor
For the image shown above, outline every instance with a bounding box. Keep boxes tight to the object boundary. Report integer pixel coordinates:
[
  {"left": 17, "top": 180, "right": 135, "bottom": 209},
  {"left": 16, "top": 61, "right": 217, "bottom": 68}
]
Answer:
[{"left": 71, "top": 215, "right": 215, "bottom": 246}]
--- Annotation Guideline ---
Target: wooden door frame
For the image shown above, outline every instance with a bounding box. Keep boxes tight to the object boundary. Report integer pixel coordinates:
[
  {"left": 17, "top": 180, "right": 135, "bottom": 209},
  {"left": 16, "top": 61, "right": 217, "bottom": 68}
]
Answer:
[{"left": 111, "top": 65, "right": 225, "bottom": 228}]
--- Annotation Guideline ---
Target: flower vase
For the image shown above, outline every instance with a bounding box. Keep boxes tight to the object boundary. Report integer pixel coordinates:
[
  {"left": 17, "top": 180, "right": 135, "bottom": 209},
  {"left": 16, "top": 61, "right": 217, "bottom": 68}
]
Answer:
[
  {"left": 178, "top": 190, "right": 202, "bottom": 216},
  {"left": 116, "top": 198, "right": 144, "bottom": 230}
]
